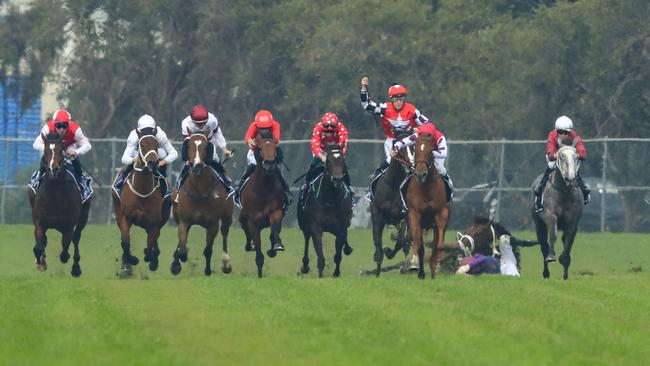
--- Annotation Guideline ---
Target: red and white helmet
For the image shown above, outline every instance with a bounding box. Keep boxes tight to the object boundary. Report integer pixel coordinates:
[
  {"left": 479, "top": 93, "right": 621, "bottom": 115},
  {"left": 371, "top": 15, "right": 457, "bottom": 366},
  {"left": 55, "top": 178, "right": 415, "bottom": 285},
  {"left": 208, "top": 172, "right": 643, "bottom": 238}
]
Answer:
[
  {"left": 418, "top": 123, "right": 437, "bottom": 136},
  {"left": 52, "top": 109, "right": 71, "bottom": 123},
  {"left": 254, "top": 110, "right": 274, "bottom": 128},
  {"left": 190, "top": 104, "right": 209, "bottom": 125},
  {"left": 387, "top": 84, "right": 408, "bottom": 98},
  {"left": 320, "top": 112, "right": 339, "bottom": 131}
]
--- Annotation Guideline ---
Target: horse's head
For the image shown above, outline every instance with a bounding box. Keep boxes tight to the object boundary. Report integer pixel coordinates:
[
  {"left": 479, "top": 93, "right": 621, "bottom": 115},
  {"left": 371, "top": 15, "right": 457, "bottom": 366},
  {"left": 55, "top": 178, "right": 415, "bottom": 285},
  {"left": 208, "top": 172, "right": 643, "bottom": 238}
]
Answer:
[
  {"left": 257, "top": 136, "right": 278, "bottom": 173},
  {"left": 186, "top": 128, "right": 209, "bottom": 174},
  {"left": 41, "top": 133, "right": 65, "bottom": 179},
  {"left": 414, "top": 136, "right": 435, "bottom": 184},
  {"left": 325, "top": 147, "right": 346, "bottom": 188},
  {"left": 136, "top": 127, "right": 159, "bottom": 173},
  {"left": 456, "top": 217, "right": 497, "bottom": 256},
  {"left": 556, "top": 146, "right": 580, "bottom": 188}
]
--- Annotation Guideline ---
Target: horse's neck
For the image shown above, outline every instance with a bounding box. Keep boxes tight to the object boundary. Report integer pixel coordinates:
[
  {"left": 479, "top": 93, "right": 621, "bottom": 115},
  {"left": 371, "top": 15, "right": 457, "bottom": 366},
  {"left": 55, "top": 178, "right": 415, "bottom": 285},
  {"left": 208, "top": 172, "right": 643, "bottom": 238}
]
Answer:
[
  {"left": 550, "top": 170, "right": 571, "bottom": 192},
  {"left": 383, "top": 161, "right": 406, "bottom": 187},
  {"left": 186, "top": 167, "right": 218, "bottom": 192},
  {"left": 41, "top": 171, "right": 76, "bottom": 193},
  {"left": 131, "top": 167, "right": 155, "bottom": 190},
  {"left": 252, "top": 165, "right": 280, "bottom": 188}
]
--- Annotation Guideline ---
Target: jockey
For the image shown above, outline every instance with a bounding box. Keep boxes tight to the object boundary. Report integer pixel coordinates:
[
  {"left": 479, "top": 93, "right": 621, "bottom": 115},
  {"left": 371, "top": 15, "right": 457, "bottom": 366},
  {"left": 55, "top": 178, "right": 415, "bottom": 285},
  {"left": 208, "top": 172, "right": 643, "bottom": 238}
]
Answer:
[
  {"left": 177, "top": 104, "right": 234, "bottom": 194},
  {"left": 534, "top": 115, "right": 590, "bottom": 212},
  {"left": 390, "top": 122, "right": 453, "bottom": 202},
  {"left": 234, "top": 109, "right": 292, "bottom": 211},
  {"left": 31, "top": 109, "right": 92, "bottom": 192},
  {"left": 360, "top": 75, "right": 429, "bottom": 179},
  {"left": 300, "top": 112, "right": 356, "bottom": 205},
  {"left": 113, "top": 114, "right": 178, "bottom": 196}
]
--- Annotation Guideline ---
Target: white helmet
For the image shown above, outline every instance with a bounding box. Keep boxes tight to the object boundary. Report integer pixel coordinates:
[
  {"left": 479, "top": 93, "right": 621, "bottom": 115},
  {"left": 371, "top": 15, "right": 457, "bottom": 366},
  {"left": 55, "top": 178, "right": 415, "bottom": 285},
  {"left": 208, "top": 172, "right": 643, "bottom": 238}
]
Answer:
[
  {"left": 137, "top": 114, "right": 156, "bottom": 131},
  {"left": 554, "top": 116, "right": 573, "bottom": 131}
]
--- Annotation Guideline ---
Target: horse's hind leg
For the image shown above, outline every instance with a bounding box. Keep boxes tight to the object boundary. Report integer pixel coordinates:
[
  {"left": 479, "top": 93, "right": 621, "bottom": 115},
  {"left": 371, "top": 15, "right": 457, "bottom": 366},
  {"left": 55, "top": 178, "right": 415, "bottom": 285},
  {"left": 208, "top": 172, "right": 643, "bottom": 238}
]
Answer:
[
  {"left": 145, "top": 226, "right": 161, "bottom": 271},
  {"left": 70, "top": 200, "right": 90, "bottom": 277},
  {"left": 33, "top": 224, "right": 48, "bottom": 271},
  {"left": 241, "top": 218, "right": 253, "bottom": 252},
  {"left": 171, "top": 222, "right": 190, "bottom": 275},
  {"left": 59, "top": 227, "right": 73, "bottom": 264},
  {"left": 559, "top": 228, "right": 578, "bottom": 280},
  {"left": 301, "top": 230, "right": 311, "bottom": 274},
  {"left": 268, "top": 211, "right": 285, "bottom": 256},
  {"left": 203, "top": 224, "right": 218, "bottom": 276},
  {"left": 118, "top": 218, "right": 138, "bottom": 275},
  {"left": 333, "top": 231, "right": 347, "bottom": 278},
  {"left": 251, "top": 227, "right": 264, "bottom": 278},
  {"left": 220, "top": 216, "right": 233, "bottom": 274}
]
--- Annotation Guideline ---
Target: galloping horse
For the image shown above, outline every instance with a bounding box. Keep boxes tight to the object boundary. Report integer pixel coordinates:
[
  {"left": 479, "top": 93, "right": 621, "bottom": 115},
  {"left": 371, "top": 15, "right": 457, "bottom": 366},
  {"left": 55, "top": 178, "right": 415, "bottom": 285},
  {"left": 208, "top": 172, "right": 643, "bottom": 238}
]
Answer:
[
  {"left": 369, "top": 129, "right": 413, "bottom": 276},
  {"left": 238, "top": 134, "right": 287, "bottom": 277},
  {"left": 112, "top": 127, "right": 171, "bottom": 274},
  {"left": 28, "top": 133, "right": 91, "bottom": 276},
  {"left": 171, "top": 130, "right": 234, "bottom": 276},
  {"left": 405, "top": 134, "right": 450, "bottom": 279},
  {"left": 298, "top": 146, "right": 353, "bottom": 277},
  {"left": 532, "top": 146, "right": 583, "bottom": 279}
]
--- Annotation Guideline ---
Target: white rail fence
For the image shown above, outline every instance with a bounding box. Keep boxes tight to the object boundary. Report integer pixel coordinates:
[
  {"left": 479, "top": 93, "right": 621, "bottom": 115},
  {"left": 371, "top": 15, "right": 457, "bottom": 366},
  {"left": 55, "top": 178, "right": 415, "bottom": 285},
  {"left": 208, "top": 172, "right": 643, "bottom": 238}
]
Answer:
[{"left": 2, "top": 137, "right": 650, "bottom": 231}]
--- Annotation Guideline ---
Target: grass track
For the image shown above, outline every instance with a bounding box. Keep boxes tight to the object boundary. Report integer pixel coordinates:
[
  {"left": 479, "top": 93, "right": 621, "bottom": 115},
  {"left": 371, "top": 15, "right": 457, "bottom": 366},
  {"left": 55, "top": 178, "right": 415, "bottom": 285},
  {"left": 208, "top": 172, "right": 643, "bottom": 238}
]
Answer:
[{"left": 1, "top": 224, "right": 648, "bottom": 365}]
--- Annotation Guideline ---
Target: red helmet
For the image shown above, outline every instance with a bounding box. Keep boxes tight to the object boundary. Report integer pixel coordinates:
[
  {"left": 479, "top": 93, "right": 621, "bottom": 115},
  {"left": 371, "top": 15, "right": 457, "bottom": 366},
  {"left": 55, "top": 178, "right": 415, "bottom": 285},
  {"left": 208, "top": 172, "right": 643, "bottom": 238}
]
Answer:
[
  {"left": 387, "top": 84, "right": 408, "bottom": 98},
  {"left": 52, "top": 109, "right": 71, "bottom": 123},
  {"left": 190, "top": 104, "right": 209, "bottom": 124},
  {"left": 320, "top": 112, "right": 339, "bottom": 131},
  {"left": 418, "top": 123, "right": 437, "bottom": 136},
  {"left": 254, "top": 110, "right": 274, "bottom": 128}
]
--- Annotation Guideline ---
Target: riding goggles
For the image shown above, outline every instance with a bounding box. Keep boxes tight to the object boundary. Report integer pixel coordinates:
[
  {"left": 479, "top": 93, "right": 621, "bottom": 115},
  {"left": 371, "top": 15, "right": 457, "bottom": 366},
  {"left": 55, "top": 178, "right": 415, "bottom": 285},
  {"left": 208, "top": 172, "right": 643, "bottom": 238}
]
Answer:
[
  {"left": 557, "top": 129, "right": 570, "bottom": 135},
  {"left": 390, "top": 95, "right": 406, "bottom": 102},
  {"left": 54, "top": 122, "right": 69, "bottom": 129},
  {"left": 321, "top": 124, "right": 337, "bottom": 129}
]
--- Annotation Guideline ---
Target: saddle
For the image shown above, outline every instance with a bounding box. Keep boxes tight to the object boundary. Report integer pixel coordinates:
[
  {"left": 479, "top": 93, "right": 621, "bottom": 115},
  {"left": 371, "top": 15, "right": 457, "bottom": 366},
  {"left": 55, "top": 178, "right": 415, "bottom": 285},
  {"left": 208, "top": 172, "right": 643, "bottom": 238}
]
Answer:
[{"left": 29, "top": 166, "right": 93, "bottom": 203}]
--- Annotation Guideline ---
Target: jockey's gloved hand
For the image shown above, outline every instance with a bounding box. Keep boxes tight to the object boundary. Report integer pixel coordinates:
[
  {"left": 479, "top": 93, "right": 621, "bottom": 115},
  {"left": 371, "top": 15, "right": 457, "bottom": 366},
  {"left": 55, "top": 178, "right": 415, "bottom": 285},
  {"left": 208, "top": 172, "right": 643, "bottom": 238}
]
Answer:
[
  {"left": 222, "top": 147, "right": 233, "bottom": 159},
  {"left": 66, "top": 147, "right": 77, "bottom": 156}
]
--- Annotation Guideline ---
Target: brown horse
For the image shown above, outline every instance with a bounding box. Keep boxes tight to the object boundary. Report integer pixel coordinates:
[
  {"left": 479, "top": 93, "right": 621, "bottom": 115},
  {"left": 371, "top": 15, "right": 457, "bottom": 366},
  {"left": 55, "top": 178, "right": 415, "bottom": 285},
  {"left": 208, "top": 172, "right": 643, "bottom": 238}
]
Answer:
[
  {"left": 112, "top": 127, "right": 171, "bottom": 274},
  {"left": 171, "top": 130, "right": 234, "bottom": 276},
  {"left": 238, "top": 135, "right": 287, "bottom": 277},
  {"left": 405, "top": 135, "right": 450, "bottom": 279},
  {"left": 28, "top": 133, "right": 91, "bottom": 276}
]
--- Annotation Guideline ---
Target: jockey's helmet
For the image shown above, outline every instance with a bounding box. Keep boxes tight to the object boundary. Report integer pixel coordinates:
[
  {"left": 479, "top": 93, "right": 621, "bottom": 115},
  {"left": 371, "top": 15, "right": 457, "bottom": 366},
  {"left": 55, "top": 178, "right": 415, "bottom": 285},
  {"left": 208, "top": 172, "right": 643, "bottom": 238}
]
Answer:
[
  {"left": 418, "top": 123, "right": 437, "bottom": 136},
  {"left": 387, "top": 84, "right": 408, "bottom": 99},
  {"left": 254, "top": 110, "right": 274, "bottom": 128},
  {"left": 320, "top": 112, "right": 339, "bottom": 131},
  {"left": 190, "top": 105, "right": 209, "bottom": 125},
  {"left": 555, "top": 116, "right": 573, "bottom": 131},
  {"left": 137, "top": 114, "right": 156, "bottom": 131},
  {"left": 52, "top": 109, "right": 71, "bottom": 124}
]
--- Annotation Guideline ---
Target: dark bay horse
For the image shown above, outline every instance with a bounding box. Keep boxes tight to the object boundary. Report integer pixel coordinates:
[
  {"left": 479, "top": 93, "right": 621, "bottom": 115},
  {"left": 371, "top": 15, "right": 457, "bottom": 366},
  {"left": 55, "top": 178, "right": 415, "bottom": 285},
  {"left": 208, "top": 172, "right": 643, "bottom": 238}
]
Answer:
[
  {"left": 369, "top": 131, "right": 414, "bottom": 276},
  {"left": 532, "top": 146, "right": 583, "bottom": 279},
  {"left": 238, "top": 135, "right": 287, "bottom": 277},
  {"left": 171, "top": 130, "right": 234, "bottom": 276},
  {"left": 112, "top": 127, "right": 171, "bottom": 274},
  {"left": 28, "top": 133, "right": 91, "bottom": 276},
  {"left": 298, "top": 147, "right": 353, "bottom": 277},
  {"left": 406, "top": 135, "right": 450, "bottom": 279}
]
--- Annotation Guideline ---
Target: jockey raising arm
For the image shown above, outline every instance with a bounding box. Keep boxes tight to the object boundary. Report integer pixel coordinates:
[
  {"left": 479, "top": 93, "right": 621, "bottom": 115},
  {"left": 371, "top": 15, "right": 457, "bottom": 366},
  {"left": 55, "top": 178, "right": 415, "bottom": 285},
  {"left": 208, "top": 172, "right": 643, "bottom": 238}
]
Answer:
[
  {"left": 33, "top": 109, "right": 91, "bottom": 156},
  {"left": 120, "top": 115, "right": 178, "bottom": 166}
]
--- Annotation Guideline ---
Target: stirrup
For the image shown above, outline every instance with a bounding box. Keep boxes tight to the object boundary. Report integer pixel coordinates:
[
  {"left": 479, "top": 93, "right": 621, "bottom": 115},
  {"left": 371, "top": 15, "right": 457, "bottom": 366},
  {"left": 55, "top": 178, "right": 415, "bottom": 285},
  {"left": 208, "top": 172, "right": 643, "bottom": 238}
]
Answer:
[
  {"left": 534, "top": 199, "right": 544, "bottom": 212},
  {"left": 583, "top": 192, "right": 591, "bottom": 205}
]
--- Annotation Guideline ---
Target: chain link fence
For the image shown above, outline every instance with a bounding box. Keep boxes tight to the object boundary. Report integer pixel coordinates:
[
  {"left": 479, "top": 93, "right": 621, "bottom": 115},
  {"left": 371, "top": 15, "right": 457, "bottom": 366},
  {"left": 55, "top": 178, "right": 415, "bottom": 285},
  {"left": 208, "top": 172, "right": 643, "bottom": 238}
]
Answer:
[{"left": 2, "top": 137, "right": 650, "bottom": 231}]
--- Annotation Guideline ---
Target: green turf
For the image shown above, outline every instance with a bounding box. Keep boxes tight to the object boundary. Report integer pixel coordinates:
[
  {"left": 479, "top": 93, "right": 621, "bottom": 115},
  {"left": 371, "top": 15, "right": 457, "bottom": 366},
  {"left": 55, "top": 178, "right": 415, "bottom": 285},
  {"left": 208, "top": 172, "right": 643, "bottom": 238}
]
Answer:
[{"left": 1, "top": 224, "right": 648, "bottom": 365}]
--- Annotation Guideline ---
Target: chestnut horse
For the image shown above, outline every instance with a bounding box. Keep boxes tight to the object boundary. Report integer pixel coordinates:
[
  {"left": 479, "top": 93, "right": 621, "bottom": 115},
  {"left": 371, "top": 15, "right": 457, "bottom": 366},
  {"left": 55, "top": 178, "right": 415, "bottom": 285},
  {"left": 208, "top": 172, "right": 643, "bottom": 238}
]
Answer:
[
  {"left": 405, "top": 135, "right": 450, "bottom": 279},
  {"left": 238, "top": 135, "right": 287, "bottom": 277},
  {"left": 298, "top": 146, "right": 353, "bottom": 277},
  {"left": 28, "top": 133, "right": 91, "bottom": 276},
  {"left": 171, "top": 130, "right": 234, "bottom": 276},
  {"left": 112, "top": 127, "right": 171, "bottom": 275}
]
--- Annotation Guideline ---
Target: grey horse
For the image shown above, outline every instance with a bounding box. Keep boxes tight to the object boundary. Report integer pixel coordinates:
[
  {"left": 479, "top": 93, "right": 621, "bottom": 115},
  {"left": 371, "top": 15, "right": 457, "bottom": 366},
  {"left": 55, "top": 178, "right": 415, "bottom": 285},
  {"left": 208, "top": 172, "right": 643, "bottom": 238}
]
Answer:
[{"left": 532, "top": 146, "right": 583, "bottom": 279}]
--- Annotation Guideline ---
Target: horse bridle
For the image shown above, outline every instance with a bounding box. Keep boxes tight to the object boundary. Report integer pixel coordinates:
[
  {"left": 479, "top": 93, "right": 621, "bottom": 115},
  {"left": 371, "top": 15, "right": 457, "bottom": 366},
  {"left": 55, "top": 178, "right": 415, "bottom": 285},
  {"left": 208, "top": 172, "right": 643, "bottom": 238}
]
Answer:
[
  {"left": 456, "top": 224, "right": 500, "bottom": 257},
  {"left": 127, "top": 134, "right": 160, "bottom": 198},
  {"left": 133, "top": 135, "right": 159, "bottom": 172}
]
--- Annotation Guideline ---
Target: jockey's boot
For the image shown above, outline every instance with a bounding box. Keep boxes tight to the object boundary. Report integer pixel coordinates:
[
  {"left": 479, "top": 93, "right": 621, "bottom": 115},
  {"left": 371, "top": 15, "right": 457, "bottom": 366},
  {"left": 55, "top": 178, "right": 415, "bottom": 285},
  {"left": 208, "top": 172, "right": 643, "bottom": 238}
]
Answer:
[
  {"left": 177, "top": 163, "right": 191, "bottom": 189},
  {"left": 70, "top": 158, "right": 87, "bottom": 192},
  {"left": 576, "top": 173, "right": 591, "bottom": 205},
  {"left": 234, "top": 164, "right": 256, "bottom": 206},
  {"left": 278, "top": 173, "right": 293, "bottom": 214},
  {"left": 158, "top": 164, "right": 170, "bottom": 197},
  {"left": 113, "top": 164, "right": 134, "bottom": 194},
  {"left": 534, "top": 167, "right": 553, "bottom": 212},
  {"left": 371, "top": 160, "right": 390, "bottom": 181},
  {"left": 441, "top": 174, "right": 454, "bottom": 203},
  {"left": 343, "top": 172, "right": 359, "bottom": 208},
  {"left": 208, "top": 160, "right": 234, "bottom": 195}
]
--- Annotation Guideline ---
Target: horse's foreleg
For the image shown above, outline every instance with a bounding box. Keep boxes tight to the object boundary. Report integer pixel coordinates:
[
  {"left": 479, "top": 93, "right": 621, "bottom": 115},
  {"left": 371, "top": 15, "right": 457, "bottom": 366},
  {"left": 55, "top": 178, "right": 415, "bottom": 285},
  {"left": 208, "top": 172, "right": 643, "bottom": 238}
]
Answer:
[
  {"left": 171, "top": 221, "right": 190, "bottom": 275},
  {"left": 312, "top": 229, "right": 326, "bottom": 278},
  {"left": 371, "top": 212, "right": 386, "bottom": 276},
  {"left": 251, "top": 226, "right": 264, "bottom": 278},
  {"left": 301, "top": 230, "right": 311, "bottom": 274},
  {"left": 118, "top": 217, "right": 138, "bottom": 271},
  {"left": 544, "top": 217, "right": 558, "bottom": 262},
  {"left": 430, "top": 209, "right": 450, "bottom": 279},
  {"left": 221, "top": 216, "right": 233, "bottom": 274},
  {"left": 268, "top": 211, "right": 285, "bottom": 255},
  {"left": 241, "top": 219, "right": 253, "bottom": 252},
  {"left": 145, "top": 226, "right": 161, "bottom": 271},
  {"left": 333, "top": 231, "right": 347, "bottom": 278},
  {"left": 203, "top": 224, "right": 218, "bottom": 276},
  {"left": 59, "top": 227, "right": 73, "bottom": 264},
  {"left": 559, "top": 227, "right": 578, "bottom": 280},
  {"left": 33, "top": 224, "right": 47, "bottom": 271},
  {"left": 70, "top": 201, "right": 89, "bottom": 277},
  {"left": 407, "top": 211, "right": 424, "bottom": 279}
]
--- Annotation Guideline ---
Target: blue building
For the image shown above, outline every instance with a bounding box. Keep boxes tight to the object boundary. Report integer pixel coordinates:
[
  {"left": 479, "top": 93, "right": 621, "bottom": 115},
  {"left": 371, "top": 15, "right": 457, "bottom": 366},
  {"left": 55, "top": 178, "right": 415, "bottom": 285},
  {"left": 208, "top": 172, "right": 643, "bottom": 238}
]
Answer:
[{"left": 0, "top": 84, "right": 42, "bottom": 184}]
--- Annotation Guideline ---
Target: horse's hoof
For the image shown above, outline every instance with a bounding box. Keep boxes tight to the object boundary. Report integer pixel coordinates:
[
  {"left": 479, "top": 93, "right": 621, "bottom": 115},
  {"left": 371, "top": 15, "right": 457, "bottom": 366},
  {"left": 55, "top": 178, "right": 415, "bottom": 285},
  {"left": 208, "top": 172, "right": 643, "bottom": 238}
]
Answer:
[
  {"left": 418, "top": 272, "right": 425, "bottom": 280},
  {"left": 149, "top": 260, "right": 159, "bottom": 272},
  {"left": 272, "top": 242, "right": 285, "bottom": 251},
  {"left": 382, "top": 247, "right": 395, "bottom": 259},
  {"left": 60, "top": 252, "right": 70, "bottom": 263},
  {"left": 178, "top": 251, "right": 188, "bottom": 263},
  {"left": 545, "top": 255, "right": 557, "bottom": 262},
  {"left": 267, "top": 249, "right": 277, "bottom": 258},
  {"left": 128, "top": 256, "right": 139, "bottom": 266},
  {"left": 333, "top": 271, "right": 341, "bottom": 278},
  {"left": 245, "top": 243, "right": 254, "bottom": 252},
  {"left": 343, "top": 245, "right": 353, "bottom": 256},
  {"left": 171, "top": 261, "right": 181, "bottom": 275},
  {"left": 71, "top": 265, "right": 81, "bottom": 277},
  {"left": 221, "top": 265, "right": 232, "bottom": 274},
  {"left": 301, "top": 265, "right": 310, "bottom": 274}
]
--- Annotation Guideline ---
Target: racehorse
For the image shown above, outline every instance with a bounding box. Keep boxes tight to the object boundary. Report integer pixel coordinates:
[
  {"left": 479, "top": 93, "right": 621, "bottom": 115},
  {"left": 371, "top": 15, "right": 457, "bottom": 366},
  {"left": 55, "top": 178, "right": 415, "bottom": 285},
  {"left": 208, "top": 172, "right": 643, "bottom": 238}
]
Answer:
[
  {"left": 238, "top": 134, "right": 287, "bottom": 277},
  {"left": 112, "top": 127, "right": 171, "bottom": 274},
  {"left": 405, "top": 134, "right": 450, "bottom": 279},
  {"left": 28, "top": 133, "right": 91, "bottom": 276},
  {"left": 369, "top": 129, "right": 413, "bottom": 276},
  {"left": 298, "top": 146, "right": 353, "bottom": 277},
  {"left": 532, "top": 146, "right": 583, "bottom": 279},
  {"left": 171, "top": 130, "right": 234, "bottom": 276}
]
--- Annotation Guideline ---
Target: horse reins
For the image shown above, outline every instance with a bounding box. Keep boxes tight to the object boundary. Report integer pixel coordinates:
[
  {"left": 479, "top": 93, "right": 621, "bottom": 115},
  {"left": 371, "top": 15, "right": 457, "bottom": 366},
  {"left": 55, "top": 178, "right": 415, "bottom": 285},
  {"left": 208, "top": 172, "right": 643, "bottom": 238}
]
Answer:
[{"left": 127, "top": 135, "right": 160, "bottom": 198}]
